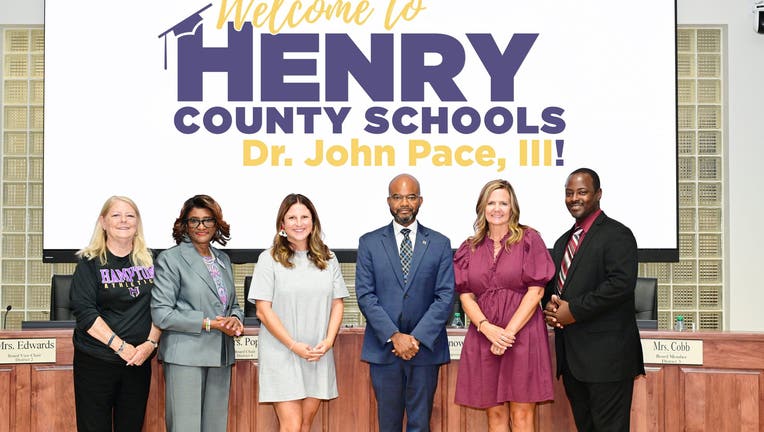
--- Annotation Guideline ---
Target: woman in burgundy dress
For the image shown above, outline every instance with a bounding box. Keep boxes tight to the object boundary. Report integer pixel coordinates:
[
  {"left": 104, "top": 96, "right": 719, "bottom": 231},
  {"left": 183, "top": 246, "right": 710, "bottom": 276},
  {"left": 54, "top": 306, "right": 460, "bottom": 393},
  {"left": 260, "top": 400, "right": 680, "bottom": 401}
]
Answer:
[{"left": 454, "top": 179, "right": 555, "bottom": 432}]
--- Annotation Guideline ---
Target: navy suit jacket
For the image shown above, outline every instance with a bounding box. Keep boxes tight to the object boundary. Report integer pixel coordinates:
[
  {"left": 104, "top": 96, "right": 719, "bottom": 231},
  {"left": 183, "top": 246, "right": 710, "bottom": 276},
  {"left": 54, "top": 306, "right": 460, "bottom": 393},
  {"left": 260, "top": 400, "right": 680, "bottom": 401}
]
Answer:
[
  {"left": 356, "top": 222, "right": 455, "bottom": 366},
  {"left": 543, "top": 212, "right": 645, "bottom": 383}
]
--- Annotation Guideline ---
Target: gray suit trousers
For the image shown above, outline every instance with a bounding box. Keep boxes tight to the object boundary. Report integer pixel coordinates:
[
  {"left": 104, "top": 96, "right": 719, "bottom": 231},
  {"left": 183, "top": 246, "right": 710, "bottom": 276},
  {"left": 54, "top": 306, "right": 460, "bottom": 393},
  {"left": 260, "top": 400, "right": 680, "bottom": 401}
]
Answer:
[{"left": 163, "top": 362, "right": 232, "bottom": 432}]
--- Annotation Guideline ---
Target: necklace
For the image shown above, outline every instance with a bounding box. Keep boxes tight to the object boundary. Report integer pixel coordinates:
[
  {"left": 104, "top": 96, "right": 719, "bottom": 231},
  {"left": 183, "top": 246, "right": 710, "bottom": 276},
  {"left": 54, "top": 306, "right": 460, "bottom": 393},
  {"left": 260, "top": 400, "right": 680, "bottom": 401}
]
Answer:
[{"left": 492, "top": 238, "right": 504, "bottom": 260}]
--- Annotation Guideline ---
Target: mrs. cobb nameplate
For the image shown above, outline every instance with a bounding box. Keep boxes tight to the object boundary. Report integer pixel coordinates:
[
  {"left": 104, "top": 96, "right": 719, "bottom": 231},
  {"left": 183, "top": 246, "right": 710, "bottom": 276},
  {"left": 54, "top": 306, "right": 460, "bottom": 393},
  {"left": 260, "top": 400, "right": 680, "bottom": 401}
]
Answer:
[
  {"left": 641, "top": 338, "right": 703, "bottom": 365},
  {"left": 0, "top": 338, "right": 56, "bottom": 364}
]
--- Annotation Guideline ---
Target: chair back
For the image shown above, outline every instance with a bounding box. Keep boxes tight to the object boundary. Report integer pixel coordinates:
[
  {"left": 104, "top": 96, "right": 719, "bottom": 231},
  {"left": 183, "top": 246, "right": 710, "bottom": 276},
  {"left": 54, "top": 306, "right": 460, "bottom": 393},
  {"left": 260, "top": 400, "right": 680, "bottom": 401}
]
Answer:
[
  {"left": 243, "top": 276, "right": 257, "bottom": 317},
  {"left": 50, "top": 274, "right": 75, "bottom": 320},
  {"left": 634, "top": 277, "right": 658, "bottom": 320}
]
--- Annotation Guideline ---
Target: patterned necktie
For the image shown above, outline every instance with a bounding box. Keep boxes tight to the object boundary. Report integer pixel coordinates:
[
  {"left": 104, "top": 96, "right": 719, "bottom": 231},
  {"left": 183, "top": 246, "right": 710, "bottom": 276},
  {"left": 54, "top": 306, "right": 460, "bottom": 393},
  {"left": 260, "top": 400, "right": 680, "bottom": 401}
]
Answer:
[
  {"left": 557, "top": 226, "right": 583, "bottom": 295},
  {"left": 400, "top": 228, "right": 413, "bottom": 280}
]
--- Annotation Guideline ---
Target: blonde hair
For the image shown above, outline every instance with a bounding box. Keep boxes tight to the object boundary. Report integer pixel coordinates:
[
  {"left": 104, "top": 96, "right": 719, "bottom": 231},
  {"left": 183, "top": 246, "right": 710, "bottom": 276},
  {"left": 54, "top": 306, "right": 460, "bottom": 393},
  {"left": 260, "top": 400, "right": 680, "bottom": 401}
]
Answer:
[
  {"left": 77, "top": 196, "right": 153, "bottom": 267},
  {"left": 469, "top": 179, "right": 527, "bottom": 251},
  {"left": 271, "top": 194, "right": 332, "bottom": 270}
]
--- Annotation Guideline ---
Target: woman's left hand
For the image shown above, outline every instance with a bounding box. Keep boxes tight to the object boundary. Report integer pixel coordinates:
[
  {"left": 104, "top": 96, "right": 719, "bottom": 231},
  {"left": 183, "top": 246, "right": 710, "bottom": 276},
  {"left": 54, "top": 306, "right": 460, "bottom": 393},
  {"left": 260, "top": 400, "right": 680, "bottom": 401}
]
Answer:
[
  {"left": 126, "top": 341, "right": 154, "bottom": 366},
  {"left": 490, "top": 343, "right": 507, "bottom": 356},
  {"left": 215, "top": 316, "right": 244, "bottom": 337},
  {"left": 488, "top": 328, "right": 516, "bottom": 356},
  {"left": 306, "top": 339, "right": 332, "bottom": 362}
]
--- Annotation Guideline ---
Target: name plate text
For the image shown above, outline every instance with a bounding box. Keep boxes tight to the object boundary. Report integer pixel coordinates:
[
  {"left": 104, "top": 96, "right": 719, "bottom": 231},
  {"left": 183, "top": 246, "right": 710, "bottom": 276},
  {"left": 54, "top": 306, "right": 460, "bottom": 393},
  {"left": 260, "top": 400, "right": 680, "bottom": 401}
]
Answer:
[
  {"left": 448, "top": 334, "right": 465, "bottom": 360},
  {"left": 641, "top": 338, "right": 703, "bottom": 365},
  {"left": 0, "top": 338, "right": 56, "bottom": 364},
  {"left": 234, "top": 335, "right": 259, "bottom": 360}
]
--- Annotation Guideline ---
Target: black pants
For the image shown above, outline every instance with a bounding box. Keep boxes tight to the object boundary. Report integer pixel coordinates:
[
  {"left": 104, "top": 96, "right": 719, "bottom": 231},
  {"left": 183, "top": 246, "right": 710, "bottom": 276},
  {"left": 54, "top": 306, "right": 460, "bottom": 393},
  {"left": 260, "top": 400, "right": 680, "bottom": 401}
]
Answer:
[
  {"left": 73, "top": 348, "right": 152, "bottom": 432},
  {"left": 562, "top": 370, "right": 635, "bottom": 432}
]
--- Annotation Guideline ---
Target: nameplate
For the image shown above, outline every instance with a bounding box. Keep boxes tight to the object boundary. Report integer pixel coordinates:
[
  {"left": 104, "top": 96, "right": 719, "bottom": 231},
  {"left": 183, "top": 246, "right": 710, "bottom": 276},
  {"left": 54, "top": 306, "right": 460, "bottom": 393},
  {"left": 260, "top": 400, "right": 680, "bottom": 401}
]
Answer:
[
  {"left": 448, "top": 334, "right": 465, "bottom": 360},
  {"left": 0, "top": 338, "right": 57, "bottom": 364},
  {"left": 641, "top": 338, "right": 703, "bottom": 365},
  {"left": 234, "top": 335, "right": 259, "bottom": 360}
]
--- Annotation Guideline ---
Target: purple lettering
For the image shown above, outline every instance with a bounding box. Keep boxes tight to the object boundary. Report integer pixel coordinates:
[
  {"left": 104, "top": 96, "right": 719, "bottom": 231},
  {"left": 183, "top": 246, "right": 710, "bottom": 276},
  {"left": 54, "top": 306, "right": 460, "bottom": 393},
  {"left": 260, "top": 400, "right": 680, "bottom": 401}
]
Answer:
[
  {"left": 541, "top": 107, "right": 566, "bottom": 134},
  {"left": 177, "top": 22, "right": 254, "bottom": 102},
  {"left": 100, "top": 269, "right": 112, "bottom": 284},
  {"left": 261, "top": 34, "right": 319, "bottom": 102},
  {"left": 325, "top": 33, "right": 394, "bottom": 102},
  {"left": 420, "top": 107, "right": 449, "bottom": 134},
  {"left": 467, "top": 33, "right": 538, "bottom": 102},
  {"left": 175, "top": 107, "right": 201, "bottom": 134},
  {"left": 364, "top": 106, "right": 389, "bottom": 133},
  {"left": 401, "top": 34, "right": 466, "bottom": 102}
]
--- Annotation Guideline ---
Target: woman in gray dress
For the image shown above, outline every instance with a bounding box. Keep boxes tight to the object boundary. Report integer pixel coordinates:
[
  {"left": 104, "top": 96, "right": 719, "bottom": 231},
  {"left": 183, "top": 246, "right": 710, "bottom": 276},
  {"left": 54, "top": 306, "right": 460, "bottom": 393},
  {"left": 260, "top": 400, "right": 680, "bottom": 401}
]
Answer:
[{"left": 249, "top": 193, "right": 348, "bottom": 432}]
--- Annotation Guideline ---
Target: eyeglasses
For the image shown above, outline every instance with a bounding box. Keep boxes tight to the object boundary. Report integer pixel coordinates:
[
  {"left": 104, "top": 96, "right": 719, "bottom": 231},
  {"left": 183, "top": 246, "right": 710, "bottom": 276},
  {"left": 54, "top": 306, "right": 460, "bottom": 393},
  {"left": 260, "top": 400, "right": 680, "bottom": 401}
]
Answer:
[
  {"left": 186, "top": 217, "right": 216, "bottom": 228},
  {"left": 389, "top": 194, "right": 420, "bottom": 203}
]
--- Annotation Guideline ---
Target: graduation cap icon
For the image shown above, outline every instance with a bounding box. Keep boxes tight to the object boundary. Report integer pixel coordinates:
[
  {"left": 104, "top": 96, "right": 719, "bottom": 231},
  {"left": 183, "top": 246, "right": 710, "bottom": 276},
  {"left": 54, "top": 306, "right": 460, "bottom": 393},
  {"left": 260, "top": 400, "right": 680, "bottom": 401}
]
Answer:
[{"left": 158, "top": 3, "right": 213, "bottom": 70}]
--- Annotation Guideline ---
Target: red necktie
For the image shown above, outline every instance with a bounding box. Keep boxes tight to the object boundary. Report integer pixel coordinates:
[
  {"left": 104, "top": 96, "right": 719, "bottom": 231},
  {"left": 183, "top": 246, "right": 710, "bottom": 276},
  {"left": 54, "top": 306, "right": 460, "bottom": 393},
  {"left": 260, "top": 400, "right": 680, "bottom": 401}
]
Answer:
[{"left": 557, "top": 227, "right": 583, "bottom": 295}]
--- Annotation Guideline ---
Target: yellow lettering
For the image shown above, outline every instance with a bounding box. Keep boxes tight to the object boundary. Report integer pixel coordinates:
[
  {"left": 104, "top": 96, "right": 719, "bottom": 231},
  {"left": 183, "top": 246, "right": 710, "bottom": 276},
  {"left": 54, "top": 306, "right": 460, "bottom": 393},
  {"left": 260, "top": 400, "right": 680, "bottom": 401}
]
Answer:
[
  {"left": 219, "top": 0, "right": 374, "bottom": 34},
  {"left": 374, "top": 144, "right": 395, "bottom": 166},
  {"left": 217, "top": 0, "right": 256, "bottom": 31},
  {"left": 350, "top": 138, "right": 371, "bottom": 165},
  {"left": 243, "top": 140, "right": 268, "bottom": 165},
  {"left": 325, "top": 144, "right": 348, "bottom": 166},
  {"left": 432, "top": 145, "right": 452, "bottom": 166},
  {"left": 384, "top": 0, "right": 426, "bottom": 30},
  {"left": 454, "top": 145, "right": 474, "bottom": 166},
  {"left": 475, "top": 145, "right": 496, "bottom": 166},
  {"left": 409, "top": 139, "right": 431, "bottom": 165},
  {"left": 243, "top": 140, "right": 285, "bottom": 165}
]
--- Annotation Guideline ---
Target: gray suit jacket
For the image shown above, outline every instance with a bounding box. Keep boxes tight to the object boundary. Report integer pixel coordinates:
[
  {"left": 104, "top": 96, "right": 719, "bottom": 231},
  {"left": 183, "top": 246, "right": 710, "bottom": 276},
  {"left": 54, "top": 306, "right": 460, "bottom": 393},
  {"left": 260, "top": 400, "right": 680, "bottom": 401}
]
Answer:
[{"left": 151, "top": 241, "right": 243, "bottom": 367}]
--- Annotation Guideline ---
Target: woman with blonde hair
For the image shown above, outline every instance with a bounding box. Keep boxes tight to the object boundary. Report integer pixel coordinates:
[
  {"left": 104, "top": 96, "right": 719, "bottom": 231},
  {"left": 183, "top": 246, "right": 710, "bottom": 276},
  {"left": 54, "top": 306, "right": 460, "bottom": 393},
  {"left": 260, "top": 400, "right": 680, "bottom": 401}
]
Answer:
[
  {"left": 70, "top": 196, "right": 161, "bottom": 432},
  {"left": 249, "top": 193, "right": 348, "bottom": 432},
  {"left": 453, "top": 180, "right": 555, "bottom": 432}
]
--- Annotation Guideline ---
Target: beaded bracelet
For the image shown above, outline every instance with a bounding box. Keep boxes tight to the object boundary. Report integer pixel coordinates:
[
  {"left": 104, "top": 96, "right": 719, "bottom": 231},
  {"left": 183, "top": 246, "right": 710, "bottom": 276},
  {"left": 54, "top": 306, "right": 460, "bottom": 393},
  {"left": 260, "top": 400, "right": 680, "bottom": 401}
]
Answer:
[{"left": 115, "top": 340, "right": 126, "bottom": 355}]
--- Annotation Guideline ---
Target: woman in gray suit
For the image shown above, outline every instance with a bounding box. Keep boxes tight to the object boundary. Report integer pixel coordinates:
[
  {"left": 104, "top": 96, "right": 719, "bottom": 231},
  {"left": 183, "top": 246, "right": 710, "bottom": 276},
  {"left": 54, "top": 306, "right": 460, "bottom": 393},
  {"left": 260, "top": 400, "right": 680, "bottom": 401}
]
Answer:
[{"left": 151, "top": 194, "right": 244, "bottom": 432}]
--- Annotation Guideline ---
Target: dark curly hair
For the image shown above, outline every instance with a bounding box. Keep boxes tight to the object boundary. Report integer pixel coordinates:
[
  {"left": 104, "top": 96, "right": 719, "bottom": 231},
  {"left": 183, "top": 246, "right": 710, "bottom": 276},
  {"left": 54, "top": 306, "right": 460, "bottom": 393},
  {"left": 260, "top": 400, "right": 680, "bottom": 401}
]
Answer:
[{"left": 171, "top": 194, "right": 231, "bottom": 246}]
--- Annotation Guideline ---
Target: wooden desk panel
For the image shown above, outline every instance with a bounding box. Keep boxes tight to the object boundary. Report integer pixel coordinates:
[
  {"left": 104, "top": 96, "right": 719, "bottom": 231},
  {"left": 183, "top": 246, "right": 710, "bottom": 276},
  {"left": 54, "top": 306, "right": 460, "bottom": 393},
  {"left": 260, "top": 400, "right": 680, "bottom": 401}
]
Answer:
[
  {"left": 30, "top": 365, "right": 76, "bottom": 431},
  {"left": 0, "top": 366, "right": 18, "bottom": 432},
  {"left": 0, "top": 329, "right": 762, "bottom": 431}
]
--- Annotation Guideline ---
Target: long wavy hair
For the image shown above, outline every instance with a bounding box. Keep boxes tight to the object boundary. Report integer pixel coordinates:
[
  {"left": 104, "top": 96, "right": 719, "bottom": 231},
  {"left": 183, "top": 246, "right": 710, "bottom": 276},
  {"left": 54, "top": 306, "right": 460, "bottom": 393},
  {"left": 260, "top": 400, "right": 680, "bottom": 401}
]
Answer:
[
  {"left": 171, "top": 194, "right": 231, "bottom": 246},
  {"left": 271, "top": 194, "right": 332, "bottom": 270},
  {"left": 469, "top": 179, "right": 527, "bottom": 251},
  {"left": 77, "top": 196, "right": 153, "bottom": 267}
]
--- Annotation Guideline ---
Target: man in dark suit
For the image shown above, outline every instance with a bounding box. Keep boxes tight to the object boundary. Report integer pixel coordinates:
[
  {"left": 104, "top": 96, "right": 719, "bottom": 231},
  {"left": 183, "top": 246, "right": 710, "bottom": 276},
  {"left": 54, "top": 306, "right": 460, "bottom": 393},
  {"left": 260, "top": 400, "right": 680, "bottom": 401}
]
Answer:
[
  {"left": 356, "top": 173, "right": 455, "bottom": 432},
  {"left": 543, "top": 168, "right": 645, "bottom": 432}
]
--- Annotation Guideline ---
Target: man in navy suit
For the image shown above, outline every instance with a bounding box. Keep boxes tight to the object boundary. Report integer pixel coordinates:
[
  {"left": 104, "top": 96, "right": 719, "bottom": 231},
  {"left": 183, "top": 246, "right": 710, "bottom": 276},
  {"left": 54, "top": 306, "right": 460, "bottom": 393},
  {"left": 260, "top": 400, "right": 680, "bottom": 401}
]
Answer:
[
  {"left": 356, "top": 173, "right": 455, "bottom": 432},
  {"left": 543, "top": 168, "right": 645, "bottom": 432}
]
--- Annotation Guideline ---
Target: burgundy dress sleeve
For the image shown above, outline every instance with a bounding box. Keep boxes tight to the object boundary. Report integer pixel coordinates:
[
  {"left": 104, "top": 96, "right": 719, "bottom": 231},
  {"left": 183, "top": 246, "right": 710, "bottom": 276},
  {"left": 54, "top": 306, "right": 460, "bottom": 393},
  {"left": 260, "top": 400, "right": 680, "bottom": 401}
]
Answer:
[
  {"left": 521, "top": 229, "right": 555, "bottom": 287},
  {"left": 453, "top": 240, "right": 473, "bottom": 294}
]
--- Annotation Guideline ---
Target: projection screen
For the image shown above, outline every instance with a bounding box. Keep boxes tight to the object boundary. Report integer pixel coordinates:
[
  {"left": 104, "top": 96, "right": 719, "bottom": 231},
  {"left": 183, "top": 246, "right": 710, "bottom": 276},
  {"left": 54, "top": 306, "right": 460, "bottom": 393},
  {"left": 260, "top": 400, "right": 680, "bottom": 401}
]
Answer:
[{"left": 43, "top": 0, "right": 677, "bottom": 262}]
